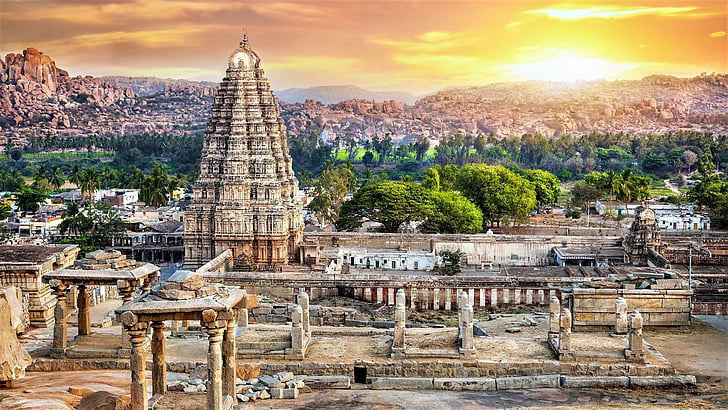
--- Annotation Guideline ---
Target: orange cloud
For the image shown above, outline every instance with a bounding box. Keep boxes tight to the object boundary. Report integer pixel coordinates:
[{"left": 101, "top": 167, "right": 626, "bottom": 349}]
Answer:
[{"left": 527, "top": 5, "right": 712, "bottom": 20}]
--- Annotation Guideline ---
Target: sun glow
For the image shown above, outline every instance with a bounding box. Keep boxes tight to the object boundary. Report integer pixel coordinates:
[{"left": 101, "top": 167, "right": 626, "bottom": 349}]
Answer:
[{"left": 505, "top": 53, "right": 637, "bottom": 82}]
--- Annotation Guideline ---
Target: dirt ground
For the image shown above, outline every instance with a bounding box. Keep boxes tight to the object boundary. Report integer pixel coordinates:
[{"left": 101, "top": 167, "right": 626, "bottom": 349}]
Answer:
[
  {"left": 474, "top": 338, "right": 553, "bottom": 360},
  {"left": 305, "top": 335, "right": 392, "bottom": 361},
  {"left": 644, "top": 318, "right": 728, "bottom": 384},
  {"left": 406, "top": 328, "right": 458, "bottom": 350}
]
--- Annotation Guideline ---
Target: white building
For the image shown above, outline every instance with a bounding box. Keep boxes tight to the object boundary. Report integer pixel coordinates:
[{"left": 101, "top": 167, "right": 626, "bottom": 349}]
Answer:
[
  {"left": 342, "top": 247, "right": 437, "bottom": 271},
  {"left": 657, "top": 213, "right": 710, "bottom": 231}
]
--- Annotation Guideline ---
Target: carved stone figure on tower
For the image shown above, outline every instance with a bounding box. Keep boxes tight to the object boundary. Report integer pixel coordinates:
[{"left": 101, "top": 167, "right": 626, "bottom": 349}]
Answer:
[{"left": 184, "top": 33, "right": 303, "bottom": 269}]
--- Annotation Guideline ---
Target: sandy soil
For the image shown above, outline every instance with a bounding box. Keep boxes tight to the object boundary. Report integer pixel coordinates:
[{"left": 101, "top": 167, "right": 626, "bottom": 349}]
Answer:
[
  {"left": 406, "top": 328, "right": 458, "bottom": 350},
  {"left": 645, "top": 318, "right": 728, "bottom": 384},
  {"left": 474, "top": 338, "right": 553, "bottom": 360},
  {"left": 305, "top": 335, "right": 392, "bottom": 362}
]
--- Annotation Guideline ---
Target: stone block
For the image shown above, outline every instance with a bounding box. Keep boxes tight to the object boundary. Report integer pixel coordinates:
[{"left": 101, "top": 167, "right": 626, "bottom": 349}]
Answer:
[
  {"left": 236, "top": 364, "right": 260, "bottom": 380},
  {"left": 369, "top": 377, "right": 434, "bottom": 390},
  {"left": 495, "top": 375, "right": 560, "bottom": 390},
  {"left": 269, "top": 387, "right": 298, "bottom": 399},
  {"left": 560, "top": 376, "right": 629, "bottom": 388},
  {"left": 433, "top": 378, "right": 496, "bottom": 391},
  {"left": 259, "top": 374, "right": 284, "bottom": 388},
  {"left": 77, "top": 391, "right": 130, "bottom": 410},
  {"left": 629, "top": 375, "right": 696, "bottom": 387},
  {"left": 305, "top": 375, "right": 351, "bottom": 389},
  {"left": 275, "top": 371, "right": 294, "bottom": 382}
]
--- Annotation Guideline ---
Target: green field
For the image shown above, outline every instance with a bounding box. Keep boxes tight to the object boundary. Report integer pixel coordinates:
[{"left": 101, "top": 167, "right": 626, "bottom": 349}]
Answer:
[{"left": 1, "top": 151, "right": 114, "bottom": 161}]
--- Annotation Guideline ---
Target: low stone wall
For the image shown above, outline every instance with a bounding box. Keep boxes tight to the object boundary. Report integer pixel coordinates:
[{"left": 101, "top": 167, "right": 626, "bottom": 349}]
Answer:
[
  {"left": 29, "top": 357, "right": 674, "bottom": 378},
  {"left": 571, "top": 289, "right": 691, "bottom": 328}
]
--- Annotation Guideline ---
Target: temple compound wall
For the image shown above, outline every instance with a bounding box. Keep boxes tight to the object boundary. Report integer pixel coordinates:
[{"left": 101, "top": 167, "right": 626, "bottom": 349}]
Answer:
[
  {"left": 184, "top": 35, "right": 303, "bottom": 270},
  {"left": 302, "top": 232, "right": 621, "bottom": 267}
]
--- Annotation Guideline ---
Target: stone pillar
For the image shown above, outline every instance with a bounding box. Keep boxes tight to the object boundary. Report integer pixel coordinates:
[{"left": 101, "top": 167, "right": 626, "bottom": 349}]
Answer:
[
  {"left": 49, "top": 280, "right": 69, "bottom": 357},
  {"left": 433, "top": 288, "right": 440, "bottom": 311},
  {"left": 388, "top": 288, "right": 395, "bottom": 305},
  {"left": 203, "top": 322, "right": 225, "bottom": 410},
  {"left": 615, "top": 297, "right": 628, "bottom": 334},
  {"left": 363, "top": 287, "right": 372, "bottom": 302},
  {"left": 222, "top": 318, "right": 237, "bottom": 404},
  {"left": 514, "top": 288, "right": 521, "bottom": 304},
  {"left": 376, "top": 287, "right": 383, "bottom": 304},
  {"left": 479, "top": 289, "right": 485, "bottom": 307},
  {"left": 410, "top": 287, "right": 417, "bottom": 309},
  {"left": 297, "top": 291, "right": 310, "bottom": 337},
  {"left": 549, "top": 296, "right": 560, "bottom": 334},
  {"left": 491, "top": 288, "right": 498, "bottom": 307},
  {"left": 460, "top": 304, "right": 474, "bottom": 354},
  {"left": 121, "top": 312, "right": 148, "bottom": 410},
  {"left": 392, "top": 289, "right": 406, "bottom": 358},
  {"left": 526, "top": 289, "right": 533, "bottom": 305},
  {"left": 151, "top": 321, "right": 166, "bottom": 396},
  {"left": 354, "top": 287, "right": 362, "bottom": 299},
  {"left": 444, "top": 288, "right": 452, "bottom": 310},
  {"left": 77, "top": 285, "right": 91, "bottom": 336},
  {"left": 118, "top": 280, "right": 136, "bottom": 350},
  {"left": 503, "top": 288, "right": 510, "bottom": 304},
  {"left": 468, "top": 288, "right": 475, "bottom": 306},
  {"left": 291, "top": 305, "right": 304, "bottom": 353},
  {"left": 537, "top": 289, "right": 545, "bottom": 305},
  {"left": 626, "top": 310, "right": 644, "bottom": 362},
  {"left": 238, "top": 308, "right": 249, "bottom": 328},
  {"left": 559, "top": 308, "right": 572, "bottom": 351},
  {"left": 457, "top": 290, "right": 468, "bottom": 332}
]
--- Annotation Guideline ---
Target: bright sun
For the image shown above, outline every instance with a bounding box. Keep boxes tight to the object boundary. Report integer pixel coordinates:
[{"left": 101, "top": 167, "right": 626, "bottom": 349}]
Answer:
[{"left": 505, "top": 52, "right": 637, "bottom": 82}]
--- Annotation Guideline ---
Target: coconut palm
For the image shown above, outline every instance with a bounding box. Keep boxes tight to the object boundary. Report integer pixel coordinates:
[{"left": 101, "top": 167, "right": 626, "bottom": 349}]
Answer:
[
  {"left": 48, "top": 166, "right": 65, "bottom": 191},
  {"left": 68, "top": 164, "right": 82, "bottom": 186},
  {"left": 78, "top": 168, "right": 99, "bottom": 200}
]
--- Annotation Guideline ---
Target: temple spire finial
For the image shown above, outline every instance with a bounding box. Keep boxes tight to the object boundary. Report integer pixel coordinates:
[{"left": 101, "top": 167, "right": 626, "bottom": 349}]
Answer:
[{"left": 241, "top": 28, "right": 249, "bottom": 48}]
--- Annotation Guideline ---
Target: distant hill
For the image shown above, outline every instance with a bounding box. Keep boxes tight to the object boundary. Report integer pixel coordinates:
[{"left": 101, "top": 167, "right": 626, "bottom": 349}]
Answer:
[
  {"left": 276, "top": 85, "right": 417, "bottom": 104},
  {"left": 102, "top": 76, "right": 218, "bottom": 96}
]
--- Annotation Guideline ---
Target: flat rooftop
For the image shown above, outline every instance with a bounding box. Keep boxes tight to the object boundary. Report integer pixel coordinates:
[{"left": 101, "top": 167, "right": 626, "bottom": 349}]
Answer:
[{"left": 0, "top": 245, "right": 72, "bottom": 264}]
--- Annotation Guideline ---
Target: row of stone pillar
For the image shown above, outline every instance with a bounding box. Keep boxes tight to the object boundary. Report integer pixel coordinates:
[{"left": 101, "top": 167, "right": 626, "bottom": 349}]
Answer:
[
  {"left": 356, "top": 287, "right": 558, "bottom": 309},
  {"left": 123, "top": 310, "right": 239, "bottom": 410},
  {"left": 549, "top": 296, "right": 645, "bottom": 361}
]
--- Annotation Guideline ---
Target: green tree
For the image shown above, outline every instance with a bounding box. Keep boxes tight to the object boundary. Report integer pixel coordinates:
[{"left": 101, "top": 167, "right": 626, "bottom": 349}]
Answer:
[
  {"left": 455, "top": 164, "right": 537, "bottom": 227},
  {"left": 15, "top": 187, "right": 48, "bottom": 213},
  {"left": 68, "top": 164, "right": 82, "bottom": 186},
  {"left": 308, "top": 163, "right": 357, "bottom": 225},
  {"left": 570, "top": 181, "right": 601, "bottom": 210},
  {"left": 413, "top": 136, "right": 430, "bottom": 162},
  {"left": 438, "top": 250, "right": 463, "bottom": 276},
  {"left": 336, "top": 181, "right": 435, "bottom": 232},
  {"left": 423, "top": 167, "right": 441, "bottom": 191},
  {"left": 140, "top": 165, "right": 170, "bottom": 207},
  {"left": 78, "top": 168, "right": 100, "bottom": 199},
  {"left": 48, "top": 166, "right": 65, "bottom": 191},
  {"left": 362, "top": 151, "right": 375, "bottom": 168},
  {"left": 421, "top": 190, "right": 483, "bottom": 234},
  {"left": 523, "top": 169, "right": 560, "bottom": 206}
]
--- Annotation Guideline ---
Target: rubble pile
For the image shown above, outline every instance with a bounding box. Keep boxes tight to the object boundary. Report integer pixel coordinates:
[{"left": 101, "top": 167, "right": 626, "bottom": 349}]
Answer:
[
  {"left": 150, "top": 270, "right": 227, "bottom": 300},
  {"left": 167, "top": 371, "right": 306, "bottom": 402},
  {"left": 74, "top": 250, "right": 142, "bottom": 270}
]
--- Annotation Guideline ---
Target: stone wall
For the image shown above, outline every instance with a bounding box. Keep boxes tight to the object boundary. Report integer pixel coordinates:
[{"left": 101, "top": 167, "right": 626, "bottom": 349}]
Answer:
[
  {"left": 571, "top": 289, "right": 691, "bottom": 328},
  {"left": 303, "top": 232, "right": 621, "bottom": 267}
]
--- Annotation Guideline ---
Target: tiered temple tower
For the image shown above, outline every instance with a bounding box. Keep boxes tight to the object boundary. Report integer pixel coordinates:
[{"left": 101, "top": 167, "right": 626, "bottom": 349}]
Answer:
[{"left": 184, "top": 34, "right": 303, "bottom": 269}]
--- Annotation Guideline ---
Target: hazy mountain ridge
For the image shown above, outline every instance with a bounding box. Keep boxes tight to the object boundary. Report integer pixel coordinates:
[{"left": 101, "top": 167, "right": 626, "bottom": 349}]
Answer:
[
  {"left": 1, "top": 48, "right": 727, "bottom": 148},
  {"left": 276, "top": 85, "right": 418, "bottom": 105}
]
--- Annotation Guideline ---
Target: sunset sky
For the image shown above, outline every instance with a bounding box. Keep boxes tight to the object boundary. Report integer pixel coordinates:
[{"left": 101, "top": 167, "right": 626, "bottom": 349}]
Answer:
[{"left": 1, "top": 0, "right": 726, "bottom": 94}]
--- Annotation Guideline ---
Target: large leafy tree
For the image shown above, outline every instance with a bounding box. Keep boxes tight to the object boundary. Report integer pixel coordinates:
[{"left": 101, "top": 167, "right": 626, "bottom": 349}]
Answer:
[
  {"left": 58, "top": 202, "right": 124, "bottom": 250},
  {"left": 78, "top": 168, "right": 100, "bottom": 199},
  {"left": 690, "top": 153, "right": 728, "bottom": 226},
  {"left": 455, "top": 164, "right": 537, "bottom": 227},
  {"left": 420, "top": 190, "right": 483, "bottom": 234},
  {"left": 336, "top": 181, "right": 435, "bottom": 232},
  {"left": 15, "top": 187, "right": 48, "bottom": 213},
  {"left": 523, "top": 169, "right": 560, "bottom": 206}
]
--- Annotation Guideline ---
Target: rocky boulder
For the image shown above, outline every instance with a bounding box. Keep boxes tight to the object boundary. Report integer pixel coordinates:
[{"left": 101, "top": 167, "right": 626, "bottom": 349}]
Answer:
[
  {"left": 0, "top": 295, "right": 32, "bottom": 383},
  {"left": 77, "top": 391, "right": 131, "bottom": 410}
]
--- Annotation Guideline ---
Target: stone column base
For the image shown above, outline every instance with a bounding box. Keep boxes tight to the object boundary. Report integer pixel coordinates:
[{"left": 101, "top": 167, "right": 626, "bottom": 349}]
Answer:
[
  {"left": 459, "top": 348, "right": 476, "bottom": 359},
  {"left": 50, "top": 348, "right": 66, "bottom": 358},
  {"left": 390, "top": 347, "right": 405, "bottom": 359},
  {"left": 625, "top": 348, "right": 646, "bottom": 363}
]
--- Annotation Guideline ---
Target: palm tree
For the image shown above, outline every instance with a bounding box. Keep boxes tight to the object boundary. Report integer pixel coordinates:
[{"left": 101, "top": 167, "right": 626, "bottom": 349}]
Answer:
[
  {"left": 68, "top": 164, "right": 82, "bottom": 187},
  {"left": 78, "top": 168, "right": 99, "bottom": 200},
  {"left": 32, "top": 164, "right": 48, "bottom": 186},
  {"left": 48, "top": 166, "right": 65, "bottom": 191}
]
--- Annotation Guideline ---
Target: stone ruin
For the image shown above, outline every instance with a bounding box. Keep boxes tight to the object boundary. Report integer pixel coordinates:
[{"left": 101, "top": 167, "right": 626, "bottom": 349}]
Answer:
[
  {"left": 0, "top": 286, "right": 31, "bottom": 387},
  {"left": 75, "top": 249, "right": 143, "bottom": 271}
]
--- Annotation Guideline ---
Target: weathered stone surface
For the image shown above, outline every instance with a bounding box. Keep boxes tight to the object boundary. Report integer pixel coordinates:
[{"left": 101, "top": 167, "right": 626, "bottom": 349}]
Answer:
[
  {"left": 495, "top": 375, "right": 560, "bottom": 390},
  {"left": 0, "top": 297, "right": 31, "bottom": 382},
  {"left": 369, "top": 377, "right": 434, "bottom": 390},
  {"left": 236, "top": 364, "right": 261, "bottom": 380},
  {"left": 433, "top": 378, "right": 496, "bottom": 391},
  {"left": 167, "top": 381, "right": 185, "bottom": 391},
  {"left": 305, "top": 376, "right": 351, "bottom": 389},
  {"left": 269, "top": 387, "right": 298, "bottom": 399},
  {"left": 259, "top": 375, "right": 284, "bottom": 388},
  {"left": 0, "top": 287, "right": 25, "bottom": 333},
  {"left": 275, "top": 371, "right": 294, "bottom": 383},
  {"left": 190, "top": 364, "right": 208, "bottom": 381},
  {"left": 560, "top": 376, "right": 629, "bottom": 388},
  {"left": 77, "top": 391, "right": 131, "bottom": 410},
  {"left": 629, "top": 375, "right": 696, "bottom": 387},
  {"left": 69, "top": 386, "right": 96, "bottom": 397}
]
